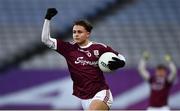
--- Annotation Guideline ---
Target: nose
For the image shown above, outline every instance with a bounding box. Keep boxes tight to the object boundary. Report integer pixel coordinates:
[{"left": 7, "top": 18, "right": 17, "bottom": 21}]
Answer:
[{"left": 74, "top": 33, "right": 79, "bottom": 38}]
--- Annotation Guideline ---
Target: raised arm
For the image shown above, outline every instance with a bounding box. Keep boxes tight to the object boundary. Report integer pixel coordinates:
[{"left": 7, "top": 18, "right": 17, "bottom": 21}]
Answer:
[
  {"left": 138, "top": 52, "right": 150, "bottom": 81},
  {"left": 164, "top": 55, "right": 177, "bottom": 82},
  {"left": 41, "top": 8, "right": 58, "bottom": 50},
  {"left": 168, "top": 62, "right": 177, "bottom": 82}
]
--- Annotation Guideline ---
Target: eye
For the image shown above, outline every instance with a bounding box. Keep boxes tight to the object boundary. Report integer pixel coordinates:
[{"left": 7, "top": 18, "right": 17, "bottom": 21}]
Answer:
[
  {"left": 73, "top": 30, "right": 76, "bottom": 34},
  {"left": 78, "top": 30, "right": 82, "bottom": 33}
]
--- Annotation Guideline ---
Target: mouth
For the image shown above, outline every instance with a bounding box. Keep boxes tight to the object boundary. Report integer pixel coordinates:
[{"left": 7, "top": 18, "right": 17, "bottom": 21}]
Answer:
[{"left": 74, "top": 38, "right": 80, "bottom": 40}]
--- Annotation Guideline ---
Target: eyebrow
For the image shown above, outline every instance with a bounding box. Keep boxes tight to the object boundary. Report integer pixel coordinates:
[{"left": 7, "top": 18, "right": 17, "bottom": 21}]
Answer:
[{"left": 73, "top": 29, "right": 83, "bottom": 31}]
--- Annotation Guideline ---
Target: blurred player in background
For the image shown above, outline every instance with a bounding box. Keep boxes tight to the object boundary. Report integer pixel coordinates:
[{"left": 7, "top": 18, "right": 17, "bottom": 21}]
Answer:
[
  {"left": 138, "top": 52, "right": 177, "bottom": 111},
  {"left": 41, "top": 8, "right": 125, "bottom": 110}
]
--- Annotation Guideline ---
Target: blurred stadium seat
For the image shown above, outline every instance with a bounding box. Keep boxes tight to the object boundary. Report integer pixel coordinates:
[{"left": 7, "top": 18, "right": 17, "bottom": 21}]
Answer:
[
  {"left": 91, "top": 0, "right": 180, "bottom": 67},
  {"left": 0, "top": 0, "right": 116, "bottom": 69},
  {"left": 16, "top": 0, "right": 180, "bottom": 69}
]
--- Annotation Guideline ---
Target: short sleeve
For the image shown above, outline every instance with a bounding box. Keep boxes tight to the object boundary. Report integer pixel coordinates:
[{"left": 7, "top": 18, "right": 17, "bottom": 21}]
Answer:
[
  {"left": 56, "top": 39, "right": 71, "bottom": 57},
  {"left": 102, "top": 45, "right": 119, "bottom": 55}
]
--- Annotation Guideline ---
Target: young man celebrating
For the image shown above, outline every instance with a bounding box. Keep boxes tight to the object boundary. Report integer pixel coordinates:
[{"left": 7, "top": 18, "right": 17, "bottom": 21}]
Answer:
[
  {"left": 41, "top": 8, "right": 126, "bottom": 110},
  {"left": 138, "top": 52, "right": 177, "bottom": 111}
]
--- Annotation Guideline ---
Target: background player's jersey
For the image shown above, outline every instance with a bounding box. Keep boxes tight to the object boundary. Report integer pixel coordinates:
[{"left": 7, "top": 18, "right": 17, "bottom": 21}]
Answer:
[
  {"left": 56, "top": 39, "right": 119, "bottom": 99},
  {"left": 149, "top": 76, "right": 172, "bottom": 107}
]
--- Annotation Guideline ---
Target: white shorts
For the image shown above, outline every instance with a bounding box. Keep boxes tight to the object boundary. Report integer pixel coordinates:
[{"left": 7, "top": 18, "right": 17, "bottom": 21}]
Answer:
[
  {"left": 147, "top": 106, "right": 170, "bottom": 111},
  {"left": 81, "top": 89, "right": 113, "bottom": 110}
]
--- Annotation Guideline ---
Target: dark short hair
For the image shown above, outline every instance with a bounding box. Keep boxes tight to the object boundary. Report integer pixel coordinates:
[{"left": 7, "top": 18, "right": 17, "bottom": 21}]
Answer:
[
  {"left": 156, "top": 64, "right": 167, "bottom": 70},
  {"left": 73, "top": 20, "right": 93, "bottom": 32}
]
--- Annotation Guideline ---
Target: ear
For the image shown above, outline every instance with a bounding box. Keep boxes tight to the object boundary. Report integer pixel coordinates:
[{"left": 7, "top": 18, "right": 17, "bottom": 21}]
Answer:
[{"left": 87, "top": 32, "right": 90, "bottom": 38}]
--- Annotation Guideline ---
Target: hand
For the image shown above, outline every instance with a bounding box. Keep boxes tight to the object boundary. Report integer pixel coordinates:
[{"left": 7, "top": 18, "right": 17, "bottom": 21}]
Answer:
[
  {"left": 164, "top": 54, "right": 172, "bottom": 62},
  {"left": 108, "top": 57, "right": 125, "bottom": 70},
  {"left": 45, "top": 8, "right": 58, "bottom": 20},
  {"left": 143, "top": 51, "right": 150, "bottom": 60}
]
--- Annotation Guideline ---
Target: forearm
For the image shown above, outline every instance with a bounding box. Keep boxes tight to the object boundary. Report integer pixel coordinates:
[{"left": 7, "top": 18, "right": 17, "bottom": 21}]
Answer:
[
  {"left": 168, "top": 61, "right": 177, "bottom": 82},
  {"left": 138, "top": 59, "right": 150, "bottom": 81},
  {"left": 41, "top": 19, "right": 57, "bottom": 50}
]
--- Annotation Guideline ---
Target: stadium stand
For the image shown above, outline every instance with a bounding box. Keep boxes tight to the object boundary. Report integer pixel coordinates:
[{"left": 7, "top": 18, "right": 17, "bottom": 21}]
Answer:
[
  {"left": 0, "top": 0, "right": 117, "bottom": 70},
  {"left": 91, "top": 0, "right": 180, "bottom": 67},
  {"left": 0, "top": 0, "right": 179, "bottom": 70},
  {"left": 20, "top": 0, "right": 180, "bottom": 69}
]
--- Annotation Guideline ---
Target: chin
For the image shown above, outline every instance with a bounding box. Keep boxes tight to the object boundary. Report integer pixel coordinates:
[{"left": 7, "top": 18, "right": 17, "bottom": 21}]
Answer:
[
  {"left": 74, "top": 40, "right": 83, "bottom": 44},
  {"left": 75, "top": 41, "right": 81, "bottom": 44}
]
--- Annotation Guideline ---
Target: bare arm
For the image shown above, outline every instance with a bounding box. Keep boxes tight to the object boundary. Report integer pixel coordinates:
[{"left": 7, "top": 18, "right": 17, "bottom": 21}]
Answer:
[
  {"left": 41, "top": 19, "right": 57, "bottom": 50},
  {"left": 167, "top": 61, "right": 177, "bottom": 82},
  {"left": 138, "top": 59, "right": 150, "bottom": 81}
]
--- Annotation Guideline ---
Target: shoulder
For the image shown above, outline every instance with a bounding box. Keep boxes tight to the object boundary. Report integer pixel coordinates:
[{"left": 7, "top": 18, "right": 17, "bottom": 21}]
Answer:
[
  {"left": 56, "top": 39, "right": 77, "bottom": 51},
  {"left": 92, "top": 41, "right": 119, "bottom": 55},
  {"left": 57, "top": 39, "right": 76, "bottom": 45},
  {"left": 69, "top": 40, "right": 76, "bottom": 45},
  {"left": 92, "top": 41, "right": 108, "bottom": 48}
]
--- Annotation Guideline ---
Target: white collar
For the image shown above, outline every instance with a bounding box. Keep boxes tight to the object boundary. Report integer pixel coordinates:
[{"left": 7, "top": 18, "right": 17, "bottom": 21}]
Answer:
[{"left": 79, "top": 41, "right": 93, "bottom": 48}]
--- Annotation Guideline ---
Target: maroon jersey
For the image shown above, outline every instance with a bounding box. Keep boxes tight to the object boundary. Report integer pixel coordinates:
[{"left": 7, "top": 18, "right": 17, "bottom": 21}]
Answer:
[
  {"left": 56, "top": 39, "right": 119, "bottom": 99},
  {"left": 149, "top": 76, "right": 172, "bottom": 107}
]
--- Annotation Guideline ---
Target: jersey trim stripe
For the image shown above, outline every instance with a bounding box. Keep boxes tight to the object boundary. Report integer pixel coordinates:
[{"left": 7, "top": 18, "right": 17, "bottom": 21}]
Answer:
[
  {"left": 92, "top": 41, "right": 107, "bottom": 48},
  {"left": 103, "top": 90, "right": 110, "bottom": 104}
]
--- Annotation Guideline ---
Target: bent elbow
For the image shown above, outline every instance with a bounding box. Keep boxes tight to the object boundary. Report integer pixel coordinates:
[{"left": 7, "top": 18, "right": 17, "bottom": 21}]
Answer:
[{"left": 41, "top": 35, "right": 48, "bottom": 44}]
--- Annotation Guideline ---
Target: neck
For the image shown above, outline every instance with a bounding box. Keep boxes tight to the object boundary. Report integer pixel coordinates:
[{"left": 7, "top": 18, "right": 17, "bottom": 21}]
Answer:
[{"left": 78, "top": 40, "right": 90, "bottom": 47}]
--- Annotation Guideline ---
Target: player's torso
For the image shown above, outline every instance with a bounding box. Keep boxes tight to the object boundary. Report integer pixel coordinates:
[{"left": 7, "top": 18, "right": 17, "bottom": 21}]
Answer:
[
  {"left": 151, "top": 76, "right": 168, "bottom": 91},
  {"left": 66, "top": 43, "right": 102, "bottom": 70},
  {"left": 64, "top": 42, "right": 110, "bottom": 99},
  {"left": 150, "top": 76, "right": 171, "bottom": 106}
]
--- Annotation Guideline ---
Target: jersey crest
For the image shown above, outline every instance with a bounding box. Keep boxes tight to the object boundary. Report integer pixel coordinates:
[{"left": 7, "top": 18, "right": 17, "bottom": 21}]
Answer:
[{"left": 93, "top": 50, "right": 99, "bottom": 57}]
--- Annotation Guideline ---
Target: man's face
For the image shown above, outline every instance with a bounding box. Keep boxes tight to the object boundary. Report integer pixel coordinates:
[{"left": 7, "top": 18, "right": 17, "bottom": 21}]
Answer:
[
  {"left": 73, "top": 25, "right": 90, "bottom": 45},
  {"left": 155, "top": 68, "right": 167, "bottom": 77}
]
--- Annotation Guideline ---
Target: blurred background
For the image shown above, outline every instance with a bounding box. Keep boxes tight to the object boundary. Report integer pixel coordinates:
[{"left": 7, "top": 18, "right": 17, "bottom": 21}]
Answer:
[{"left": 0, "top": 0, "right": 180, "bottom": 110}]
